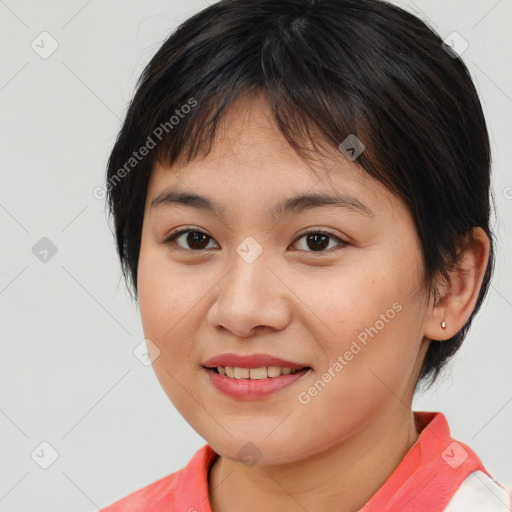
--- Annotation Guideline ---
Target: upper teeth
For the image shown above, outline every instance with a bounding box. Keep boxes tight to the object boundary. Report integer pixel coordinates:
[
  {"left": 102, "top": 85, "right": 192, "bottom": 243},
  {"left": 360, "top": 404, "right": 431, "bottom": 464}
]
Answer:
[{"left": 217, "top": 366, "right": 298, "bottom": 379}]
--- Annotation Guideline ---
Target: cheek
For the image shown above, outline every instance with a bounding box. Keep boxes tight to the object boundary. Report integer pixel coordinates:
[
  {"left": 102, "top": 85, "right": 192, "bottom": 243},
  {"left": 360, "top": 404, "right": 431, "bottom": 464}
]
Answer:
[
  {"left": 137, "top": 244, "right": 203, "bottom": 340},
  {"left": 137, "top": 253, "right": 204, "bottom": 419},
  {"left": 136, "top": 243, "right": 226, "bottom": 402},
  {"left": 292, "top": 250, "right": 424, "bottom": 403},
  {"left": 137, "top": 248, "right": 196, "bottom": 369}
]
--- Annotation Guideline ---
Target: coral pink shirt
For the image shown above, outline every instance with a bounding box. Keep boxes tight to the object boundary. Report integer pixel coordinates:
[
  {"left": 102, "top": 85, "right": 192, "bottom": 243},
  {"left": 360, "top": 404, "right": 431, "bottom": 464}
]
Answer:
[{"left": 100, "top": 411, "right": 511, "bottom": 511}]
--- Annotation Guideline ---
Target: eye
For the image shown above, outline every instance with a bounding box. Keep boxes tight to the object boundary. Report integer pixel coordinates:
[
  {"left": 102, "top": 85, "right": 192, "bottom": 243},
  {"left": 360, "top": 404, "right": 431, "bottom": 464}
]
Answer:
[
  {"left": 290, "top": 230, "right": 348, "bottom": 254},
  {"left": 161, "top": 227, "right": 217, "bottom": 252},
  {"left": 160, "top": 227, "right": 348, "bottom": 254}
]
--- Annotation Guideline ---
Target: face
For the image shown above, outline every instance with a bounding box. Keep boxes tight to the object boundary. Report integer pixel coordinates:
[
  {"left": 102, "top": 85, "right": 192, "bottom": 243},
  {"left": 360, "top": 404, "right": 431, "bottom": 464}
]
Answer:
[{"left": 137, "top": 93, "right": 431, "bottom": 465}]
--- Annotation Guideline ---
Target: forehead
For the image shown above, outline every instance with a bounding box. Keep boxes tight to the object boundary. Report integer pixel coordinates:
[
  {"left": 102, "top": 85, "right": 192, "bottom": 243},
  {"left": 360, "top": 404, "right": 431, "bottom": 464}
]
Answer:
[{"left": 146, "top": 93, "right": 395, "bottom": 215}]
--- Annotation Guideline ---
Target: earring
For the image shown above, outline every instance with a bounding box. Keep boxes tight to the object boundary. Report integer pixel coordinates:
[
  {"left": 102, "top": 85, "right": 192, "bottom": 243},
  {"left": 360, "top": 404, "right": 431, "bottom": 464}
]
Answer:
[{"left": 441, "top": 320, "right": 446, "bottom": 329}]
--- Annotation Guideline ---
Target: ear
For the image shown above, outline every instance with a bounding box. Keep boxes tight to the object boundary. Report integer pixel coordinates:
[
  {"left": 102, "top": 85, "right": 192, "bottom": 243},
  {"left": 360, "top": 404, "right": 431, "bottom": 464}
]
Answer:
[{"left": 424, "top": 227, "right": 490, "bottom": 341}]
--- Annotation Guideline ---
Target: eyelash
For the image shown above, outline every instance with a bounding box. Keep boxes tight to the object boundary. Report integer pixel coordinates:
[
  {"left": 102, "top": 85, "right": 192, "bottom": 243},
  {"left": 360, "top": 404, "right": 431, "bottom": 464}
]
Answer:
[{"left": 160, "top": 227, "right": 348, "bottom": 255}]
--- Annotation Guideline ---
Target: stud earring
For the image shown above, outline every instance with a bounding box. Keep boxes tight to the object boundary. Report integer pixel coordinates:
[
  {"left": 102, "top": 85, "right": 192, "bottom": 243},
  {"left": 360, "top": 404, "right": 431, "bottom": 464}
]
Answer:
[{"left": 441, "top": 320, "right": 446, "bottom": 329}]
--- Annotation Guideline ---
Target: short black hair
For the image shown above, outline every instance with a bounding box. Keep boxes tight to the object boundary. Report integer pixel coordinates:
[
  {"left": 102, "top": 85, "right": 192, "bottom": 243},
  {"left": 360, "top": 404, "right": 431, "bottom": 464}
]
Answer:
[{"left": 105, "top": 0, "right": 495, "bottom": 390}]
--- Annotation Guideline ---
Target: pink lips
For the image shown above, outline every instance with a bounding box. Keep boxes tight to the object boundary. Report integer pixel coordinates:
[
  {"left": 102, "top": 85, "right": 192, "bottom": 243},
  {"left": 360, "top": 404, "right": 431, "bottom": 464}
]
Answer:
[{"left": 202, "top": 353, "right": 312, "bottom": 400}]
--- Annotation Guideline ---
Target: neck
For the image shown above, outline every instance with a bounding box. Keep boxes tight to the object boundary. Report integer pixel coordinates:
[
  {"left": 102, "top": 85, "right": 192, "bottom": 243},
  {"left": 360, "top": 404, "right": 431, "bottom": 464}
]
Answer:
[{"left": 209, "top": 406, "right": 420, "bottom": 512}]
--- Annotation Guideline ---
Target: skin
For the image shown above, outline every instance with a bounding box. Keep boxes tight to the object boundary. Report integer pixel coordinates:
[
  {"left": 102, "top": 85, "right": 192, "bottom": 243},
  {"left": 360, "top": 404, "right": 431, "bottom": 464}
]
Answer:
[{"left": 137, "top": 92, "right": 490, "bottom": 512}]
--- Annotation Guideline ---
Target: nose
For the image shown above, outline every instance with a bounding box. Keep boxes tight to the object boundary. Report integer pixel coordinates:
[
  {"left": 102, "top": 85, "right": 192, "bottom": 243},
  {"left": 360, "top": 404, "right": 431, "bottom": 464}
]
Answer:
[{"left": 207, "top": 245, "right": 291, "bottom": 338}]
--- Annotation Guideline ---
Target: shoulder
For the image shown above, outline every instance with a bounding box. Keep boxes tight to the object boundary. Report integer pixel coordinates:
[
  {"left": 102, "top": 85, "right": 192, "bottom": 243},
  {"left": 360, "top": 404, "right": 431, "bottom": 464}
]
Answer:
[
  {"left": 99, "top": 444, "right": 218, "bottom": 512},
  {"left": 444, "top": 470, "right": 512, "bottom": 512},
  {"left": 99, "top": 471, "right": 178, "bottom": 512}
]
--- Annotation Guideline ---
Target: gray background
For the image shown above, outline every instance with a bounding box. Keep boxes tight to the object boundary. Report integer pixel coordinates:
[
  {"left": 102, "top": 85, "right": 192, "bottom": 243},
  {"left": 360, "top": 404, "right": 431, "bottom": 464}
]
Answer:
[{"left": 0, "top": 1, "right": 511, "bottom": 510}]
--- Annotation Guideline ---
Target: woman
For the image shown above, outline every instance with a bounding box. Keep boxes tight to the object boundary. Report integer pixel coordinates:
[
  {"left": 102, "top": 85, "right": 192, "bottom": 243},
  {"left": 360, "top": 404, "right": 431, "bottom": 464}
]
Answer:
[{"left": 100, "top": 0, "right": 511, "bottom": 510}]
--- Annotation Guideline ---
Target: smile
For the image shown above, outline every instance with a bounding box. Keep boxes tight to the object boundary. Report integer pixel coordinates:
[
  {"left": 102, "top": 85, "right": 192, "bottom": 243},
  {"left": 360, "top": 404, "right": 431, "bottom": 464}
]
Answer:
[{"left": 203, "top": 366, "right": 312, "bottom": 399}]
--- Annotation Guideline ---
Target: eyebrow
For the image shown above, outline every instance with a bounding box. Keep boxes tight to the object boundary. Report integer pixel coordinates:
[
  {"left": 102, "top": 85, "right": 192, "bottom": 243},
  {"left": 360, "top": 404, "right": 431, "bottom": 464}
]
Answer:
[{"left": 151, "top": 188, "right": 374, "bottom": 220}]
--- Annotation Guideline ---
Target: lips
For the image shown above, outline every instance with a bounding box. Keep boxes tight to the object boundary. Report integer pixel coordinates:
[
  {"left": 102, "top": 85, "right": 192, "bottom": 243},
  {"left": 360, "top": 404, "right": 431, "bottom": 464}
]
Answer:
[{"left": 202, "top": 353, "right": 311, "bottom": 371}]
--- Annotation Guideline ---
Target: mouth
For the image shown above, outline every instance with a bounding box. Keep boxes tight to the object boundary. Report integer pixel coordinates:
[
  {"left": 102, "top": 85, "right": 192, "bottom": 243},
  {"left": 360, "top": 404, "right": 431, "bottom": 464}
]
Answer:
[
  {"left": 202, "top": 353, "right": 312, "bottom": 375},
  {"left": 201, "top": 353, "right": 313, "bottom": 398},
  {"left": 204, "top": 365, "right": 312, "bottom": 379},
  {"left": 202, "top": 365, "right": 313, "bottom": 399}
]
